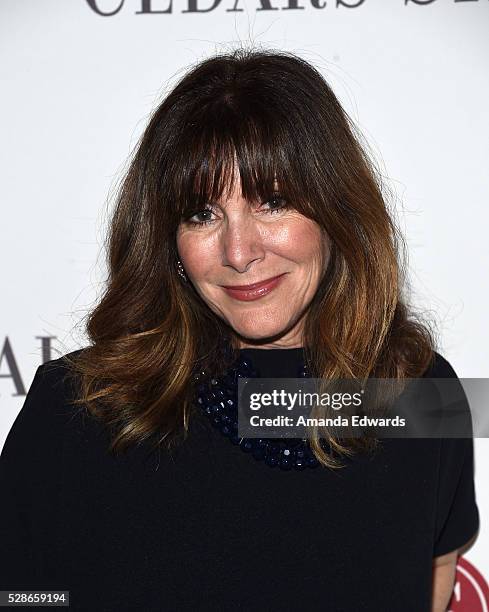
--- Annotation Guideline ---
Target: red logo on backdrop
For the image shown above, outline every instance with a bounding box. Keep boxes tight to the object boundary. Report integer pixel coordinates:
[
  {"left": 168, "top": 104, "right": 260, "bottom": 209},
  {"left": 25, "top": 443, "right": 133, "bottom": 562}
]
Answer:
[{"left": 448, "top": 557, "right": 489, "bottom": 611}]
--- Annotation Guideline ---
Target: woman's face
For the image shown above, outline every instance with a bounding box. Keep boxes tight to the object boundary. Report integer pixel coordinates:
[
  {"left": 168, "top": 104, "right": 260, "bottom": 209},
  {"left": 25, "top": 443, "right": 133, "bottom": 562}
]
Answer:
[{"left": 176, "top": 171, "right": 330, "bottom": 349}]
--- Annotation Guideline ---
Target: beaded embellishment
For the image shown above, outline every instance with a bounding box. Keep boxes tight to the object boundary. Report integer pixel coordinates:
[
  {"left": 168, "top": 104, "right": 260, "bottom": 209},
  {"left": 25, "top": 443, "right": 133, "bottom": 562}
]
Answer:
[{"left": 193, "top": 352, "right": 327, "bottom": 471}]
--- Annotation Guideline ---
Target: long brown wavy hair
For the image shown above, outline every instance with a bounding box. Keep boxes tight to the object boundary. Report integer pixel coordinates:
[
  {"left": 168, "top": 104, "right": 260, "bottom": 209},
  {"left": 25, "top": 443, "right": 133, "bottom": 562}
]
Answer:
[{"left": 61, "top": 46, "right": 438, "bottom": 469}]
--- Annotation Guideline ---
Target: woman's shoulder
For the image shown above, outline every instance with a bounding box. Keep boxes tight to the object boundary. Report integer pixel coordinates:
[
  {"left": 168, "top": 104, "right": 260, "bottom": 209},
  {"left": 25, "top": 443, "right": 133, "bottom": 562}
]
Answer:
[
  {"left": 423, "top": 350, "right": 459, "bottom": 378},
  {"left": 1, "top": 349, "right": 88, "bottom": 462},
  {"left": 0, "top": 356, "right": 71, "bottom": 499},
  {"left": 19, "top": 348, "right": 86, "bottom": 415},
  {"left": 0, "top": 349, "right": 93, "bottom": 547},
  {"left": 41, "top": 347, "right": 86, "bottom": 383},
  {"left": 33, "top": 345, "right": 81, "bottom": 378}
]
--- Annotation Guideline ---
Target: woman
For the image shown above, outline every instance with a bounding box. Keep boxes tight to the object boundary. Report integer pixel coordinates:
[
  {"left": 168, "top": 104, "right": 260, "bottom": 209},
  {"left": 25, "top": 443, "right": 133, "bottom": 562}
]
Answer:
[{"left": 0, "top": 48, "right": 479, "bottom": 611}]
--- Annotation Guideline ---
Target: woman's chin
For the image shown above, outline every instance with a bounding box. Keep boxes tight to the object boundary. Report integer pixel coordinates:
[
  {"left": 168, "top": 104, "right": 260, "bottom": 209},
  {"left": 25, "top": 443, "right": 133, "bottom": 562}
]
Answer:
[{"left": 229, "top": 319, "right": 292, "bottom": 342}]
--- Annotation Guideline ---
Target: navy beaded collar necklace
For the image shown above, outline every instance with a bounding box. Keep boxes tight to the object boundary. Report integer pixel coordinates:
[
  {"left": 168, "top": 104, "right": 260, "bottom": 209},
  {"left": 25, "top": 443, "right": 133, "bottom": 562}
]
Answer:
[{"left": 193, "top": 347, "right": 325, "bottom": 471}]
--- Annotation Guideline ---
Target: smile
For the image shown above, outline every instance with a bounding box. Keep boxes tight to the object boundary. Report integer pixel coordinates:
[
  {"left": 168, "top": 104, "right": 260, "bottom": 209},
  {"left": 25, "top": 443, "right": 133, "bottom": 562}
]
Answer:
[{"left": 221, "top": 273, "right": 287, "bottom": 302}]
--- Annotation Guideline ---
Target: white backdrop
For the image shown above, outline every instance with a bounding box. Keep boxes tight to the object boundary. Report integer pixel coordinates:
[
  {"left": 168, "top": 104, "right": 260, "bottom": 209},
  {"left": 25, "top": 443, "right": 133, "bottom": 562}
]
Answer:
[{"left": 1, "top": 0, "right": 488, "bottom": 607}]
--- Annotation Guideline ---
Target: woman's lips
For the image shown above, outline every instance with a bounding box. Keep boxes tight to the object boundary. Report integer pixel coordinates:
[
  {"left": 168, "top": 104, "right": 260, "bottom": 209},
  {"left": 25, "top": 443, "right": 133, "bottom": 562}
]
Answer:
[{"left": 221, "top": 273, "right": 287, "bottom": 302}]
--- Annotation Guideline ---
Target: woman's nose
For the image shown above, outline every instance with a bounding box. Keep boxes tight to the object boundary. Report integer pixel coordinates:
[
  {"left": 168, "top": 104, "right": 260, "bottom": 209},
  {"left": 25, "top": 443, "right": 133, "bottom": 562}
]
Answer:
[{"left": 220, "top": 214, "right": 265, "bottom": 273}]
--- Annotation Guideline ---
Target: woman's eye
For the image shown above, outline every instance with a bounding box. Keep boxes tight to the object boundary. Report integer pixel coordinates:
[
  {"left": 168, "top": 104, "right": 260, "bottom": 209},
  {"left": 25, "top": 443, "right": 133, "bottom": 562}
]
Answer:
[
  {"left": 261, "top": 194, "right": 289, "bottom": 214},
  {"left": 183, "top": 195, "right": 288, "bottom": 227},
  {"left": 186, "top": 208, "right": 215, "bottom": 226}
]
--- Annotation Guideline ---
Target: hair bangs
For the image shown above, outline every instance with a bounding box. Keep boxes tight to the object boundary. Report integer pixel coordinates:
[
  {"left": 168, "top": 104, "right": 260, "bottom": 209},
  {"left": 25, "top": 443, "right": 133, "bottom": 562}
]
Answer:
[{"left": 170, "top": 100, "right": 315, "bottom": 221}]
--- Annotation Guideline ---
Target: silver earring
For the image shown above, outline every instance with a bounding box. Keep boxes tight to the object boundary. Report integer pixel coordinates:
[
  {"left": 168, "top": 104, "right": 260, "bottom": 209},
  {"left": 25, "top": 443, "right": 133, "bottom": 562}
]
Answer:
[{"left": 176, "top": 259, "right": 188, "bottom": 282}]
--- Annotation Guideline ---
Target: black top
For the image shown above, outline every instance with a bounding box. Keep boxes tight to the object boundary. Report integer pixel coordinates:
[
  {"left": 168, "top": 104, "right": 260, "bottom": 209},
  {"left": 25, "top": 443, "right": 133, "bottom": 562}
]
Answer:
[{"left": 0, "top": 348, "right": 480, "bottom": 611}]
